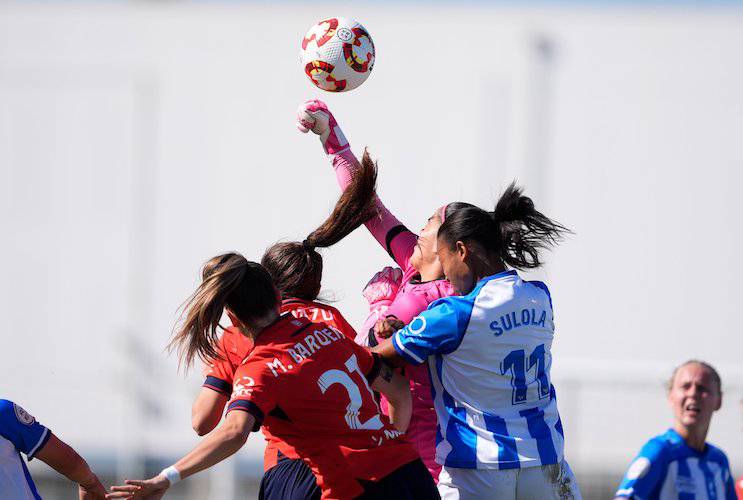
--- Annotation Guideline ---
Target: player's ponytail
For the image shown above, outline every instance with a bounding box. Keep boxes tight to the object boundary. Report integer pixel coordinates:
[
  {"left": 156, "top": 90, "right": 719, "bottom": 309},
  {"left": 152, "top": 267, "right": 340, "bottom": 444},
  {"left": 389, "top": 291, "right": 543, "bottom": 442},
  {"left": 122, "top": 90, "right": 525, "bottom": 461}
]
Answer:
[
  {"left": 170, "top": 253, "right": 277, "bottom": 368},
  {"left": 261, "top": 149, "right": 378, "bottom": 300},
  {"left": 439, "top": 182, "right": 570, "bottom": 270}
]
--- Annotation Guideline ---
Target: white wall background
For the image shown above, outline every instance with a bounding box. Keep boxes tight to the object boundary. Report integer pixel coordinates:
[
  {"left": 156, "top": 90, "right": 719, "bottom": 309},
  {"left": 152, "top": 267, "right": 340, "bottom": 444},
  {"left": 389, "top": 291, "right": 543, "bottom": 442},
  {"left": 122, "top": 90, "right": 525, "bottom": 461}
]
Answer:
[{"left": 1, "top": 1, "right": 742, "bottom": 495}]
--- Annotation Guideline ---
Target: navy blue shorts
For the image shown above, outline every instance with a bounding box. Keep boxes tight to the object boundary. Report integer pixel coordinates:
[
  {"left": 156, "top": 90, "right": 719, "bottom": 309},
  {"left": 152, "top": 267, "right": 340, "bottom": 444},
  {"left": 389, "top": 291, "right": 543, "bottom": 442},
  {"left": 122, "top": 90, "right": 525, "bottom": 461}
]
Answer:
[
  {"left": 358, "top": 459, "right": 440, "bottom": 499},
  {"left": 259, "top": 456, "right": 321, "bottom": 500}
]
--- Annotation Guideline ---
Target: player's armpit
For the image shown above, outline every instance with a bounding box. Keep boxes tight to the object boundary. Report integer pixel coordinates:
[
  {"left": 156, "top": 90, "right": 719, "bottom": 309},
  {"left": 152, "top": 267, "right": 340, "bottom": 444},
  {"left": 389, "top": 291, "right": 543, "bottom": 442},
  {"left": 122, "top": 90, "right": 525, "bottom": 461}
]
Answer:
[{"left": 371, "top": 359, "right": 411, "bottom": 432}]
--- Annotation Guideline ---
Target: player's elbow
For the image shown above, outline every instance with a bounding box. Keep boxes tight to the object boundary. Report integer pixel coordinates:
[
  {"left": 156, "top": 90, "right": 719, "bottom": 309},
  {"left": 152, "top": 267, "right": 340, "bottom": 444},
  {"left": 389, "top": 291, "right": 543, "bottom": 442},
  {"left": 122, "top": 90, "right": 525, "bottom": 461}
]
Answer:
[
  {"left": 191, "top": 409, "right": 218, "bottom": 436},
  {"left": 192, "top": 418, "right": 214, "bottom": 436},
  {"left": 220, "top": 424, "right": 250, "bottom": 450},
  {"left": 219, "top": 412, "right": 253, "bottom": 449},
  {"left": 191, "top": 400, "right": 223, "bottom": 436}
]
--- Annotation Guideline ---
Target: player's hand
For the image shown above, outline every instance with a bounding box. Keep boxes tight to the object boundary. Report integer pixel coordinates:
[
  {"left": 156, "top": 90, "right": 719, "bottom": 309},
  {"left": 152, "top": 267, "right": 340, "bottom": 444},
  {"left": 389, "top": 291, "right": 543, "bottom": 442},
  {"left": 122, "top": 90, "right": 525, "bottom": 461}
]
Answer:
[
  {"left": 296, "top": 99, "right": 350, "bottom": 155},
  {"left": 106, "top": 475, "right": 169, "bottom": 499},
  {"left": 374, "top": 316, "right": 406, "bottom": 339},
  {"left": 362, "top": 266, "right": 403, "bottom": 310}
]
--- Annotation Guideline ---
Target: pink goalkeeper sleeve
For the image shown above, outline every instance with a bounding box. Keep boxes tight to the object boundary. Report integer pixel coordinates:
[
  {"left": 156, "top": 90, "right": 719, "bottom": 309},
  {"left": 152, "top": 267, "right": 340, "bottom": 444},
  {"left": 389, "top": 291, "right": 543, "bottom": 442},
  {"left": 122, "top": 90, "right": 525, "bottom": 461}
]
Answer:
[{"left": 331, "top": 149, "right": 419, "bottom": 270}]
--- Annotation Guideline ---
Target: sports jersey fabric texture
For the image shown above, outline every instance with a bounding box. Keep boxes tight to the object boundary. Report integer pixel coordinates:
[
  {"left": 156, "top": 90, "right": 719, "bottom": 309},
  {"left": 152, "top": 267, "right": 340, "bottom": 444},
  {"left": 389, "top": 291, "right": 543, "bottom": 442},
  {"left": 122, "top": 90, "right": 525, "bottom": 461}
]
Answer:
[
  {"left": 202, "top": 298, "right": 357, "bottom": 471},
  {"left": 332, "top": 148, "right": 453, "bottom": 479},
  {"left": 0, "top": 400, "right": 50, "bottom": 500},
  {"left": 615, "top": 429, "right": 736, "bottom": 500},
  {"left": 226, "top": 314, "right": 418, "bottom": 500},
  {"left": 393, "top": 270, "right": 565, "bottom": 470}
]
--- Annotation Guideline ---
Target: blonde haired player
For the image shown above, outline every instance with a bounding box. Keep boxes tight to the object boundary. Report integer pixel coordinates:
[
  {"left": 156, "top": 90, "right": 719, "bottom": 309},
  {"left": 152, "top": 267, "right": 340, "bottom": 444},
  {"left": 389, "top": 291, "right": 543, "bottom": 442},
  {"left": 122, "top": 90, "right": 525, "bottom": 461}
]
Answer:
[{"left": 615, "top": 360, "right": 736, "bottom": 499}]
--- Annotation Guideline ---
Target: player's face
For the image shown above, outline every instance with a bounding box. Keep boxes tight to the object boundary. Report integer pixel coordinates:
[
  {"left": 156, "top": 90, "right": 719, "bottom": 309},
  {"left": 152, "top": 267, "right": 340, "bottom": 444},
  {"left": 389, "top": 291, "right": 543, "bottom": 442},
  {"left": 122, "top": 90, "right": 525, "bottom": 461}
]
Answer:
[
  {"left": 668, "top": 363, "right": 721, "bottom": 432},
  {"left": 410, "top": 210, "right": 443, "bottom": 273},
  {"left": 436, "top": 238, "right": 474, "bottom": 295}
]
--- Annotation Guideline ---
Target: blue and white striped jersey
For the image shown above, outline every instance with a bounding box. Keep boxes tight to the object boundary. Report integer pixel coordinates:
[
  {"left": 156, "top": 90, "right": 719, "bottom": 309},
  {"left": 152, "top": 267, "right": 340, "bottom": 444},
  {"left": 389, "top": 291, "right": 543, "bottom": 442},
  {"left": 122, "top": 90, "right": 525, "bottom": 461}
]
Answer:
[
  {"left": 0, "top": 399, "right": 50, "bottom": 500},
  {"left": 615, "top": 429, "right": 736, "bottom": 500},
  {"left": 392, "top": 270, "right": 564, "bottom": 470}
]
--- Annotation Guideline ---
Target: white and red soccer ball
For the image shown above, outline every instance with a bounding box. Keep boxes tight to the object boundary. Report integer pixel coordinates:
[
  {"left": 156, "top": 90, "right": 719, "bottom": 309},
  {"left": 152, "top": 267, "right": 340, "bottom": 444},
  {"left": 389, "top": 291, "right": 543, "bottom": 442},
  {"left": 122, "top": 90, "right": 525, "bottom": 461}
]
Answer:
[{"left": 300, "top": 17, "right": 375, "bottom": 92}]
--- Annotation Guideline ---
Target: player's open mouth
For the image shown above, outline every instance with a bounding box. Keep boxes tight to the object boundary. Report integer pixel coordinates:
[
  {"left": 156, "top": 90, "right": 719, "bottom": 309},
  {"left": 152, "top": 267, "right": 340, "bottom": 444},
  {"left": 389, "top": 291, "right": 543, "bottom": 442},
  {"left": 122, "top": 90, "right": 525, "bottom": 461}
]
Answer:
[{"left": 684, "top": 403, "right": 701, "bottom": 415}]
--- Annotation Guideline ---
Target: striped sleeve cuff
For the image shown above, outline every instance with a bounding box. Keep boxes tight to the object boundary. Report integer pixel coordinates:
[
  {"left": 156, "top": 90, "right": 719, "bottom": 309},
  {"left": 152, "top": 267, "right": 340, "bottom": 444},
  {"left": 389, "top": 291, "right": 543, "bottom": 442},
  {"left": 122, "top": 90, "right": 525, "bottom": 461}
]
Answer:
[
  {"left": 226, "top": 400, "right": 264, "bottom": 432},
  {"left": 203, "top": 376, "right": 232, "bottom": 396},
  {"left": 392, "top": 333, "right": 425, "bottom": 365},
  {"left": 27, "top": 427, "right": 50, "bottom": 460}
]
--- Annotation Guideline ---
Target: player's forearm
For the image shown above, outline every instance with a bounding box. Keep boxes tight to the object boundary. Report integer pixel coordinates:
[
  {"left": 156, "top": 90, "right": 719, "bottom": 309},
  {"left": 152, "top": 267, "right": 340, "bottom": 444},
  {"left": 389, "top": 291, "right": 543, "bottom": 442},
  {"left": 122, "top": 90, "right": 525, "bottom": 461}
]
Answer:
[
  {"left": 50, "top": 448, "right": 97, "bottom": 487},
  {"left": 172, "top": 419, "right": 248, "bottom": 480},
  {"left": 332, "top": 150, "right": 415, "bottom": 267},
  {"left": 35, "top": 434, "right": 98, "bottom": 488},
  {"left": 384, "top": 385, "right": 412, "bottom": 433},
  {"left": 371, "top": 357, "right": 412, "bottom": 432},
  {"left": 371, "top": 338, "right": 407, "bottom": 368}
]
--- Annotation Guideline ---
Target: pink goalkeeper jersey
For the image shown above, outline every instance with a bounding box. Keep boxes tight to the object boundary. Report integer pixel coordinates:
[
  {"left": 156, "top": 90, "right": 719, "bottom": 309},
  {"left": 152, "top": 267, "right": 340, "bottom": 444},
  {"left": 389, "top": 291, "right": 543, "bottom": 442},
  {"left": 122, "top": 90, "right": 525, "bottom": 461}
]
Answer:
[{"left": 331, "top": 149, "right": 454, "bottom": 480}]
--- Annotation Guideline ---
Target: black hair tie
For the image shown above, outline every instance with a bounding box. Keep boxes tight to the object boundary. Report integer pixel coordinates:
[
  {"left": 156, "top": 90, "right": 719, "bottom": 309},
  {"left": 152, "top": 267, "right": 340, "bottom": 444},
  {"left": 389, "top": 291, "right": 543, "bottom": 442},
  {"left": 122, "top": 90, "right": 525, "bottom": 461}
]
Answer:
[{"left": 302, "top": 240, "right": 314, "bottom": 251}]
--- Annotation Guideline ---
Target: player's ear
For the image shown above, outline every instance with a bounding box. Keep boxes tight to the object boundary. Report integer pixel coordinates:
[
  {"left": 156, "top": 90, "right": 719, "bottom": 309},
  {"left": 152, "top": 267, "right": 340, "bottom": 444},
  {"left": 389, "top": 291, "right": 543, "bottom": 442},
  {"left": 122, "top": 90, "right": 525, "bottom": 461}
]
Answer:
[
  {"left": 455, "top": 240, "right": 468, "bottom": 261},
  {"left": 714, "top": 391, "right": 722, "bottom": 412}
]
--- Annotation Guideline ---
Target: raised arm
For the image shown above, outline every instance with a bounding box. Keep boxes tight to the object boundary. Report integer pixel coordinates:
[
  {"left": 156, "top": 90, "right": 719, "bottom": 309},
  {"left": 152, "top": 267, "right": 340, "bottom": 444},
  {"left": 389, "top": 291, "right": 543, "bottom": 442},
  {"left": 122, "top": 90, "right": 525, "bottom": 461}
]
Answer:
[{"left": 297, "top": 100, "right": 418, "bottom": 268}]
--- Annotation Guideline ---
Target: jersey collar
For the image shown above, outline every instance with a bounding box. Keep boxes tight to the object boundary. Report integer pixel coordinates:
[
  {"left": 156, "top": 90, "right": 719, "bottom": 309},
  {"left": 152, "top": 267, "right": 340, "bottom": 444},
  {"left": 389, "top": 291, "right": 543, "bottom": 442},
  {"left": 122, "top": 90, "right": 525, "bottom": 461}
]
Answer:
[
  {"left": 476, "top": 269, "right": 517, "bottom": 286},
  {"left": 255, "top": 313, "right": 312, "bottom": 345},
  {"left": 666, "top": 428, "right": 709, "bottom": 456}
]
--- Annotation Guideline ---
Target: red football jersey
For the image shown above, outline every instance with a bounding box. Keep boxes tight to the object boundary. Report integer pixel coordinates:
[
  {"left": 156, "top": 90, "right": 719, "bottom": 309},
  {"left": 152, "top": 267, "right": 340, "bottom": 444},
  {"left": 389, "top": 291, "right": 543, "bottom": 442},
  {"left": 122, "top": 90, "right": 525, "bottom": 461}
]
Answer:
[
  {"left": 203, "top": 299, "right": 356, "bottom": 392},
  {"left": 226, "top": 314, "right": 418, "bottom": 499},
  {"left": 202, "top": 326, "right": 253, "bottom": 396},
  {"left": 279, "top": 298, "right": 357, "bottom": 340},
  {"left": 202, "top": 299, "right": 359, "bottom": 471}
]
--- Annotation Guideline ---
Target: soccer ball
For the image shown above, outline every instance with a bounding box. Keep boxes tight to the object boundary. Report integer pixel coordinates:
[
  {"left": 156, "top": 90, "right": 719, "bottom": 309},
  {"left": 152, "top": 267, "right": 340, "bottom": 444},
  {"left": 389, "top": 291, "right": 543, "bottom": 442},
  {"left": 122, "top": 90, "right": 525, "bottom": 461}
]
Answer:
[{"left": 300, "top": 17, "right": 375, "bottom": 92}]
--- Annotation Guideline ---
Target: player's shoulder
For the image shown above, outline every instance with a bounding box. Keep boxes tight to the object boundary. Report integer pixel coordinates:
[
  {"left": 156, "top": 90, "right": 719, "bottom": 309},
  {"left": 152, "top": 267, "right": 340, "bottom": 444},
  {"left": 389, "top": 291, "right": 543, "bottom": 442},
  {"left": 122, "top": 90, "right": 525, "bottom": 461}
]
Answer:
[
  {"left": 426, "top": 292, "right": 476, "bottom": 321},
  {"left": 637, "top": 430, "right": 684, "bottom": 462},
  {"left": 0, "top": 399, "right": 38, "bottom": 428},
  {"left": 474, "top": 269, "right": 523, "bottom": 301},
  {"left": 704, "top": 441, "right": 731, "bottom": 466},
  {"left": 0, "top": 399, "right": 15, "bottom": 423},
  {"left": 525, "top": 280, "right": 553, "bottom": 308},
  {"left": 314, "top": 301, "right": 343, "bottom": 317},
  {"left": 0, "top": 399, "right": 13, "bottom": 413}
]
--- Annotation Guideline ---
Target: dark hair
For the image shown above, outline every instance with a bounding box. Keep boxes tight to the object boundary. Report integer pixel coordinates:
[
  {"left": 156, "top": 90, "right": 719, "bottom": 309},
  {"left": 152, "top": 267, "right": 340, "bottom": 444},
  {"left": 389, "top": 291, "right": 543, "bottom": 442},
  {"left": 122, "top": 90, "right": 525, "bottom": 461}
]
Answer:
[
  {"left": 170, "top": 253, "right": 277, "bottom": 368},
  {"left": 439, "top": 182, "right": 570, "bottom": 269},
  {"left": 261, "top": 149, "right": 378, "bottom": 300},
  {"left": 667, "top": 360, "right": 722, "bottom": 394}
]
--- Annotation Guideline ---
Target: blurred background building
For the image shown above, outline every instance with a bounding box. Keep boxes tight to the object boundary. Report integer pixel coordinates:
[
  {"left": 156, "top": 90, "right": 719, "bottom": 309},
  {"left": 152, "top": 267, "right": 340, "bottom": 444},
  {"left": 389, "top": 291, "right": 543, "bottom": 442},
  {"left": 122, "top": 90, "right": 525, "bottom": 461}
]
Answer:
[{"left": 1, "top": 1, "right": 742, "bottom": 498}]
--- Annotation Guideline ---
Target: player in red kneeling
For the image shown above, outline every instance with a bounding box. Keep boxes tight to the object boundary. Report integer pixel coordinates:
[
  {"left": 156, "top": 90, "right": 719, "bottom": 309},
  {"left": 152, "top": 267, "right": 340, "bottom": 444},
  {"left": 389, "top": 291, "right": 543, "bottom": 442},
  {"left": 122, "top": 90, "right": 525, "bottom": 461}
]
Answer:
[{"left": 108, "top": 254, "right": 438, "bottom": 499}]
